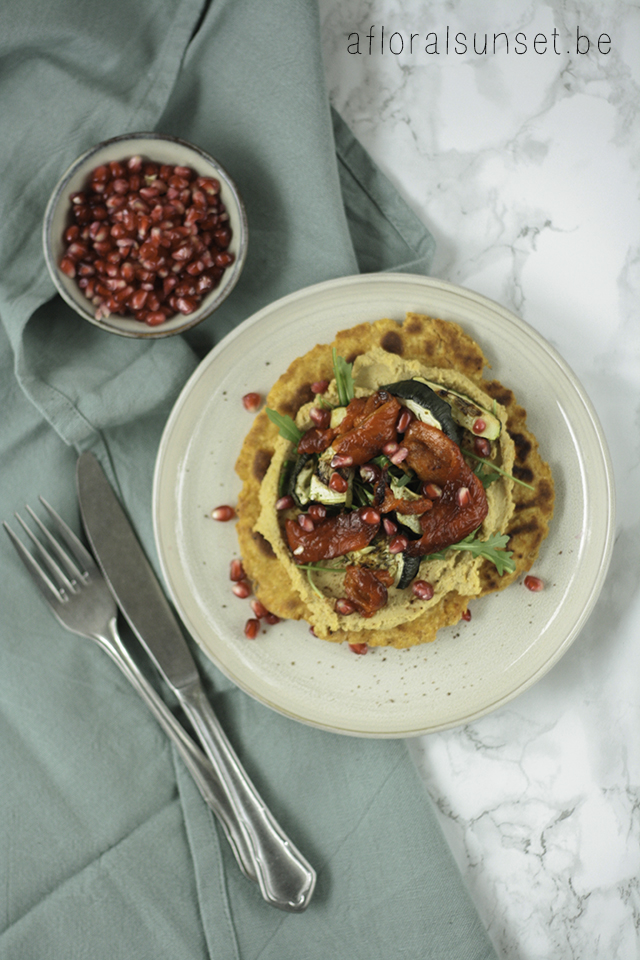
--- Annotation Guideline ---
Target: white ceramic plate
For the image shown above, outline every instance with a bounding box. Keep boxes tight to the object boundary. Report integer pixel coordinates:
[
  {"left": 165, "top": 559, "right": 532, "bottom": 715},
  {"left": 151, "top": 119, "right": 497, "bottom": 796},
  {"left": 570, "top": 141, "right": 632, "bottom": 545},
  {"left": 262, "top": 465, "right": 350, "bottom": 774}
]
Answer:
[{"left": 153, "top": 273, "right": 615, "bottom": 737}]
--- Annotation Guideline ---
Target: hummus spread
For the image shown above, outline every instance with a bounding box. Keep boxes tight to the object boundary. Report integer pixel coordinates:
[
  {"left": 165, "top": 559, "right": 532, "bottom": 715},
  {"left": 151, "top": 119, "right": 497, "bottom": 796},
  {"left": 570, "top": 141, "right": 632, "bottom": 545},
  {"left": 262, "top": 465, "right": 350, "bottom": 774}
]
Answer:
[
  {"left": 234, "top": 314, "right": 554, "bottom": 649},
  {"left": 254, "top": 346, "right": 515, "bottom": 639}
]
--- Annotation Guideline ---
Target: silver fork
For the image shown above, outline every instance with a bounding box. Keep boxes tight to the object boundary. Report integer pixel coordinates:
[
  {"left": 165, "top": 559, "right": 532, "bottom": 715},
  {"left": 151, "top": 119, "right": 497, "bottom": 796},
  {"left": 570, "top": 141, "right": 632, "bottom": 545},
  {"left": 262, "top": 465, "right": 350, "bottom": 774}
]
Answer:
[{"left": 3, "top": 498, "right": 260, "bottom": 888}]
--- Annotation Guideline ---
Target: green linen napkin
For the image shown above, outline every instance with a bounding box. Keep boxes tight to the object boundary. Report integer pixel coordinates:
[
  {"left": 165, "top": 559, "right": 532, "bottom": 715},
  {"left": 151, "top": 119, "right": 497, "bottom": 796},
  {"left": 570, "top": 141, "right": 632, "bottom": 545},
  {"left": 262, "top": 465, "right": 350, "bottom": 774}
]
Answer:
[{"left": 0, "top": 2, "right": 497, "bottom": 958}]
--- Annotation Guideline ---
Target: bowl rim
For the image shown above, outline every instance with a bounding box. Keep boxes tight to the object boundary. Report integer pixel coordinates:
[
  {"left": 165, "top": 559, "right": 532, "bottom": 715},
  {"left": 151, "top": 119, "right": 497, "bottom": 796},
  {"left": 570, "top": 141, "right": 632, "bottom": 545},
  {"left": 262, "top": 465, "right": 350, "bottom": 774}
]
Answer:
[{"left": 42, "top": 131, "right": 248, "bottom": 339}]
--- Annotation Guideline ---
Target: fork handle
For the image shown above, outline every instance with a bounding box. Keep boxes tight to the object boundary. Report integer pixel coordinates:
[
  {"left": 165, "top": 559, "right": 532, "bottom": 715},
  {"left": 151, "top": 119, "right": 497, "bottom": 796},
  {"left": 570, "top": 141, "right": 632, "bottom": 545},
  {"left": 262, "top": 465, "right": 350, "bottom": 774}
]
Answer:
[
  {"left": 175, "top": 679, "right": 317, "bottom": 913},
  {"left": 102, "top": 618, "right": 259, "bottom": 885}
]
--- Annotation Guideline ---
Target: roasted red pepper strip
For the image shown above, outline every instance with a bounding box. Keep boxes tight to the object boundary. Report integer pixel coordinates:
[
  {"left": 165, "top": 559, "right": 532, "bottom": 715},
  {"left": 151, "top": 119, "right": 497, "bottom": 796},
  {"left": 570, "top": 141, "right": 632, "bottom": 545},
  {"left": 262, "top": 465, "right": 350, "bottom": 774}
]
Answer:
[
  {"left": 403, "top": 420, "right": 465, "bottom": 486},
  {"left": 402, "top": 421, "right": 488, "bottom": 556},
  {"left": 297, "top": 426, "right": 336, "bottom": 454},
  {"left": 332, "top": 394, "right": 401, "bottom": 466},
  {"left": 343, "top": 566, "right": 392, "bottom": 618},
  {"left": 379, "top": 485, "right": 433, "bottom": 515},
  {"left": 332, "top": 396, "right": 369, "bottom": 436},
  {"left": 285, "top": 509, "right": 380, "bottom": 564}
]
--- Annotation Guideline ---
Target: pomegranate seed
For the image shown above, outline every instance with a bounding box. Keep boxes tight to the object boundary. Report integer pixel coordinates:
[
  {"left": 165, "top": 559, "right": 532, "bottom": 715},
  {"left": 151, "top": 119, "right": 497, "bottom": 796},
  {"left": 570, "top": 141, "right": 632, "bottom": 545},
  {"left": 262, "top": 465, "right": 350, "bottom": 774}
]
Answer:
[
  {"left": 383, "top": 518, "right": 397, "bottom": 536},
  {"left": 461, "top": 609, "right": 472, "bottom": 621},
  {"left": 311, "top": 380, "right": 329, "bottom": 394},
  {"left": 360, "top": 508, "right": 380, "bottom": 525},
  {"left": 251, "top": 599, "right": 269, "bottom": 619},
  {"left": 297, "top": 514, "right": 315, "bottom": 532},
  {"left": 397, "top": 409, "right": 414, "bottom": 432},
  {"left": 359, "top": 463, "right": 380, "bottom": 483},
  {"left": 348, "top": 643, "right": 368, "bottom": 655},
  {"left": 211, "top": 505, "right": 235, "bottom": 521},
  {"left": 265, "top": 613, "right": 280, "bottom": 625},
  {"left": 390, "top": 446, "right": 408, "bottom": 465},
  {"left": 524, "top": 575, "right": 544, "bottom": 592},
  {"left": 330, "top": 454, "right": 354, "bottom": 469},
  {"left": 389, "top": 534, "right": 409, "bottom": 554},
  {"left": 242, "top": 392, "right": 261, "bottom": 412},
  {"left": 308, "top": 504, "right": 327, "bottom": 520},
  {"left": 473, "top": 437, "right": 492, "bottom": 458},
  {"left": 472, "top": 418, "right": 487, "bottom": 434},
  {"left": 58, "top": 156, "right": 236, "bottom": 324},
  {"left": 129, "top": 289, "right": 148, "bottom": 311},
  {"left": 335, "top": 598, "right": 356, "bottom": 615},
  {"left": 382, "top": 441, "right": 399, "bottom": 456},
  {"left": 329, "top": 472, "right": 349, "bottom": 493},
  {"left": 89, "top": 221, "right": 109, "bottom": 242},
  {"left": 59, "top": 257, "right": 76, "bottom": 278},
  {"left": 423, "top": 483, "right": 442, "bottom": 498},
  {"left": 309, "top": 407, "right": 331, "bottom": 428},
  {"left": 411, "top": 580, "right": 434, "bottom": 600},
  {"left": 232, "top": 580, "right": 251, "bottom": 599},
  {"left": 175, "top": 296, "right": 197, "bottom": 315},
  {"left": 196, "top": 176, "right": 220, "bottom": 195},
  {"left": 456, "top": 487, "right": 470, "bottom": 506},
  {"left": 244, "top": 618, "right": 260, "bottom": 639},
  {"left": 229, "top": 559, "right": 245, "bottom": 582},
  {"left": 276, "top": 495, "right": 294, "bottom": 510},
  {"left": 67, "top": 241, "right": 89, "bottom": 260}
]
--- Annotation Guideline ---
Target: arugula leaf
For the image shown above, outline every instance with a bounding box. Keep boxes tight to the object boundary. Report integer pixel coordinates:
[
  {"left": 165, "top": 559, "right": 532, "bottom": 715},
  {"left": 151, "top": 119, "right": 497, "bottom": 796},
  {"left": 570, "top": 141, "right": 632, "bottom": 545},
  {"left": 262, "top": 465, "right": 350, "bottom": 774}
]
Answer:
[
  {"left": 426, "top": 530, "right": 516, "bottom": 575},
  {"left": 266, "top": 408, "right": 303, "bottom": 445},
  {"left": 332, "top": 348, "right": 355, "bottom": 406},
  {"left": 452, "top": 531, "right": 516, "bottom": 575},
  {"left": 474, "top": 461, "right": 501, "bottom": 489}
]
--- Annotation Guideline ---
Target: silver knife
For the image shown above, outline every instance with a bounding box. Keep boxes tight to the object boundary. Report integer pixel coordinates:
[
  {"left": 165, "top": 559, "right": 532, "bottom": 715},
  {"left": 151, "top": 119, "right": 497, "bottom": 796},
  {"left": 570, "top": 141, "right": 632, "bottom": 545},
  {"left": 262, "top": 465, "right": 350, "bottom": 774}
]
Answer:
[{"left": 76, "top": 451, "right": 316, "bottom": 913}]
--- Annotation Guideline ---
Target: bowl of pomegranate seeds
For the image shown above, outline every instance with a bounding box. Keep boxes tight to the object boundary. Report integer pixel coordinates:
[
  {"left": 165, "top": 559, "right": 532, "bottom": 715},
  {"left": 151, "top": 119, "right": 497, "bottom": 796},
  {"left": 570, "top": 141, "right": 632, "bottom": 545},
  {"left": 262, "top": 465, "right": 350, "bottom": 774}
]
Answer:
[{"left": 43, "top": 132, "right": 248, "bottom": 338}]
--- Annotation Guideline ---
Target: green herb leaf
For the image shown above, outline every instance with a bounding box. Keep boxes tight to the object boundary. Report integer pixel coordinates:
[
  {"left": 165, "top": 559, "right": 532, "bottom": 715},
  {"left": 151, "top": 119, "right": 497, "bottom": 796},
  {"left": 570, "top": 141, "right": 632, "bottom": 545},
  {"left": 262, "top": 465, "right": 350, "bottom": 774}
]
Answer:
[
  {"left": 352, "top": 480, "right": 375, "bottom": 506},
  {"left": 464, "top": 450, "right": 535, "bottom": 490},
  {"left": 266, "top": 408, "right": 303, "bottom": 445},
  {"left": 474, "top": 461, "right": 501, "bottom": 489},
  {"left": 305, "top": 566, "right": 325, "bottom": 598},
  {"left": 426, "top": 530, "right": 516, "bottom": 575},
  {"left": 392, "top": 470, "right": 413, "bottom": 489},
  {"left": 452, "top": 531, "right": 516, "bottom": 575},
  {"left": 332, "top": 348, "right": 355, "bottom": 406},
  {"left": 298, "top": 562, "right": 348, "bottom": 574}
]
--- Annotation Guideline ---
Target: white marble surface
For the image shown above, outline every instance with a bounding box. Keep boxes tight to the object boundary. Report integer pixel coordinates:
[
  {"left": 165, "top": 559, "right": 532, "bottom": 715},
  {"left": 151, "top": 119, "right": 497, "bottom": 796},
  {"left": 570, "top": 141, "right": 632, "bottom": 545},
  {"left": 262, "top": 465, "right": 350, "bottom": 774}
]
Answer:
[{"left": 319, "top": 1, "right": 640, "bottom": 957}]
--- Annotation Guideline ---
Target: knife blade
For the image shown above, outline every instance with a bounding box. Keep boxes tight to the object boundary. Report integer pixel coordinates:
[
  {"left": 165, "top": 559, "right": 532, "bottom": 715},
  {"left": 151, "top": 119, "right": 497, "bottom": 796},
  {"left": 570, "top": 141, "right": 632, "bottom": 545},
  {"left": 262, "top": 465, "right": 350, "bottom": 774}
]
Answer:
[{"left": 76, "top": 451, "right": 316, "bottom": 913}]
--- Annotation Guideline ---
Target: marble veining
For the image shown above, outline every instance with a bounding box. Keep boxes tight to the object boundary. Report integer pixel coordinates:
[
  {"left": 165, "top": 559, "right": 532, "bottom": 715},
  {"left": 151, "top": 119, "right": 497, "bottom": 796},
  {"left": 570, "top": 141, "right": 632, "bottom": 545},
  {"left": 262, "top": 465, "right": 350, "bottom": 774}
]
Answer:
[{"left": 320, "top": 1, "right": 640, "bottom": 957}]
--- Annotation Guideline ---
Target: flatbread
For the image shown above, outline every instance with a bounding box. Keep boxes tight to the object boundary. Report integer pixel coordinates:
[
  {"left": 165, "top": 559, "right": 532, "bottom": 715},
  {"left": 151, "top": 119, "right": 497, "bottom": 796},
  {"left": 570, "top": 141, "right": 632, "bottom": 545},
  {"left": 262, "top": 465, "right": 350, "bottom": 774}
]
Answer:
[{"left": 235, "top": 314, "right": 554, "bottom": 647}]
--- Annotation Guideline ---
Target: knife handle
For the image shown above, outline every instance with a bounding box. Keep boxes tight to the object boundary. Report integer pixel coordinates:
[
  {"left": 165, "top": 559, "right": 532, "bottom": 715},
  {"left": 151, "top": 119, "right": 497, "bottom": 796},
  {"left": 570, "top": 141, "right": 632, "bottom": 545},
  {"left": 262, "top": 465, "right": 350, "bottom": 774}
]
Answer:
[
  {"left": 101, "top": 619, "right": 260, "bottom": 886},
  {"left": 175, "top": 679, "right": 317, "bottom": 913}
]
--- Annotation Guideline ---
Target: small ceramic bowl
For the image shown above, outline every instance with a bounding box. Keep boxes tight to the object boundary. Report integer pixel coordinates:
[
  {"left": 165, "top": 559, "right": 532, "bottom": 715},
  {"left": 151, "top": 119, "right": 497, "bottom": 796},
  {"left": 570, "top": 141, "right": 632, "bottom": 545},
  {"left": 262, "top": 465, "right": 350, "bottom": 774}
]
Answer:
[{"left": 43, "top": 132, "right": 248, "bottom": 338}]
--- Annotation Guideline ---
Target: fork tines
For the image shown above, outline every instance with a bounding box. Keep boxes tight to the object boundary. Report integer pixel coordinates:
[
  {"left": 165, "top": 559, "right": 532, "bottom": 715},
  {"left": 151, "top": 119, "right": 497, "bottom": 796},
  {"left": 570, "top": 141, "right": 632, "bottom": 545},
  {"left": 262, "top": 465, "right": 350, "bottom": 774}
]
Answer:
[{"left": 3, "top": 499, "right": 93, "bottom": 604}]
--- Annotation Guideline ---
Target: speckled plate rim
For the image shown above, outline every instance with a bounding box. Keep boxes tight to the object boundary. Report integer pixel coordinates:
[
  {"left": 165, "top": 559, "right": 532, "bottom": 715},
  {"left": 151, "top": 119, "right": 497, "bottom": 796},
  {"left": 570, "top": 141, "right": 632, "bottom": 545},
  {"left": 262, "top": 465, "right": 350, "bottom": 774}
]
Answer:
[{"left": 152, "top": 273, "right": 615, "bottom": 738}]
